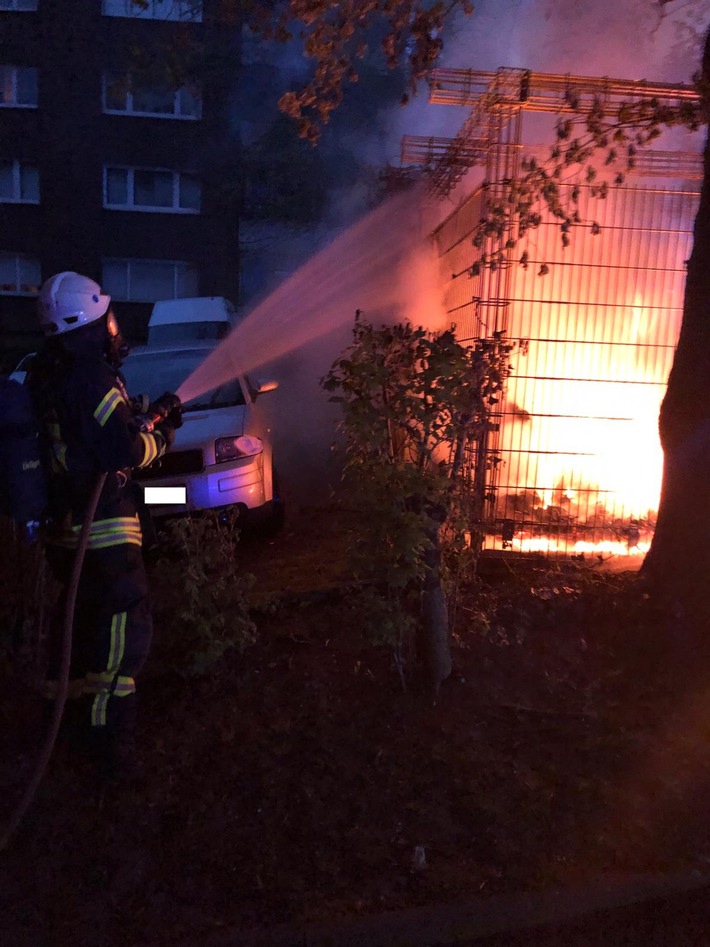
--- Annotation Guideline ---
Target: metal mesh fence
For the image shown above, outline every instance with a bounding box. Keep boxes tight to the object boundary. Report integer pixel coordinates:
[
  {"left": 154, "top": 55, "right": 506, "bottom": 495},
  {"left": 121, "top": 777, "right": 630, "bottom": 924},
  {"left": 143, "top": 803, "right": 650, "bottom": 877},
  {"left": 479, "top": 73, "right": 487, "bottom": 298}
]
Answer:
[{"left": 433, "top": 178, "right": 700, "bottom": 558}]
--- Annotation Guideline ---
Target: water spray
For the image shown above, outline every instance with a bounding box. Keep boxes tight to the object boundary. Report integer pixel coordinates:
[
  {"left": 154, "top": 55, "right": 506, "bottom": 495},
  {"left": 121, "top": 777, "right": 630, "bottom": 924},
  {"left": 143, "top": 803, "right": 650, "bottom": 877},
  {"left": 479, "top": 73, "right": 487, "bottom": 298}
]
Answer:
[{"left": 176, "top": 187, "right": 445, "bottom": 405}]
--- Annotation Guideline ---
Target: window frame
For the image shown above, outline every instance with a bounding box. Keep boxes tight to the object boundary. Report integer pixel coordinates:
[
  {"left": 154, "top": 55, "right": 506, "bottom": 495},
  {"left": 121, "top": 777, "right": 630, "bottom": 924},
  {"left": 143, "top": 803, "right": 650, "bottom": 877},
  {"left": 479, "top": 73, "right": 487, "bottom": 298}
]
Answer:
[
  {"left": 0, "top": 159, "right": 40, "bottom": 204},
  {"left": 102, "top": 257, "right": 200, "bottom": 303},
  {"left": 102, "top": 72, "right": 202, "bottom": 120},
  {"left": 0, "top": 65, "right": 38, "bottom": 108},
  {"left": 0, "top": 252, "right": 41, "bottom": 295},
  {"left": 101, "top": 0, "right": 202, "bottom": 22},
  {"left": 103, "top": 165, "right": 201, "bottom": 214}
]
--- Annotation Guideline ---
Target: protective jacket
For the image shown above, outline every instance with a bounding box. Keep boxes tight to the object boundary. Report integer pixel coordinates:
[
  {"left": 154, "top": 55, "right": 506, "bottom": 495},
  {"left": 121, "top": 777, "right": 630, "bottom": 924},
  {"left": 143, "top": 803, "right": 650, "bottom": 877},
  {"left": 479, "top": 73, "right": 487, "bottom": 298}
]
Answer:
[
  {"left": 31, "top": 343, "right": 168, "bottom": 550},
  {"left": 29, "top": 331, "right": 170, "bottom": 776}
]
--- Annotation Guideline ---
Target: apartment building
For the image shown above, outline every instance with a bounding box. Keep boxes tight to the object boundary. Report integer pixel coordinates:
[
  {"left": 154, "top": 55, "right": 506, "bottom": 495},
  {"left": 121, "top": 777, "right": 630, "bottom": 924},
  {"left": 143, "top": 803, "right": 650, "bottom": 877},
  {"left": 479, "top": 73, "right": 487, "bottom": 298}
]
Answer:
[{"left": 0, "top": 0, "right": 241, "bottom": 343}]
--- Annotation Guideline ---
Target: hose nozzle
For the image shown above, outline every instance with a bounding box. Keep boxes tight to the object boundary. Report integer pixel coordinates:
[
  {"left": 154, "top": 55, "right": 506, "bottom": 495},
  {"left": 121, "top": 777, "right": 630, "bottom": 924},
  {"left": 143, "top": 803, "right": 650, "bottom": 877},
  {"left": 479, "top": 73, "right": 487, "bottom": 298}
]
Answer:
[{"left": 135, "top": 391, "right": 183, "bottom": 432}]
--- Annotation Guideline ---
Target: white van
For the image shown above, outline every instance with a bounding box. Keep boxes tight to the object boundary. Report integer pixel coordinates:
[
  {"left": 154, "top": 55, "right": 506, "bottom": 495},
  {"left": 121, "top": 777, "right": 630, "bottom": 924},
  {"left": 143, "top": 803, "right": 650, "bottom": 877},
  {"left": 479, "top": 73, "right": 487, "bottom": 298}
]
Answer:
[
  {"left": 147, "top": 296, "right": 238, "bottom": 345},
  {"left": 120, "top": 298, "right": 281, "bottom": 527}
]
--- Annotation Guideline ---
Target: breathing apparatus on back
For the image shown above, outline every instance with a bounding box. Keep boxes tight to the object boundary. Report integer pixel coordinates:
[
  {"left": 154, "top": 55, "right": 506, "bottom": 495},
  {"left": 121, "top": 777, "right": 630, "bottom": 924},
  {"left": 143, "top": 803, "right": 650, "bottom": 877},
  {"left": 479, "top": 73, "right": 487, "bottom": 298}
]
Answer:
[
  {"left": 0, "top": 272, "right": 113, "bottom": 538},
  {"left": 0, "top": 375, "right": 48, "bottom": 537}
]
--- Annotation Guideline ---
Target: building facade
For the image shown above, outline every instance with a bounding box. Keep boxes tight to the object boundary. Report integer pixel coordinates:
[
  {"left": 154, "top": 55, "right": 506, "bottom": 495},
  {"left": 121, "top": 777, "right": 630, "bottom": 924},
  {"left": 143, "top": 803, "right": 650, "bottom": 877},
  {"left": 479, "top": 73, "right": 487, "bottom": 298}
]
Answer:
[{"left": 0, "top": 0, "right": 241, "bottom": 344}]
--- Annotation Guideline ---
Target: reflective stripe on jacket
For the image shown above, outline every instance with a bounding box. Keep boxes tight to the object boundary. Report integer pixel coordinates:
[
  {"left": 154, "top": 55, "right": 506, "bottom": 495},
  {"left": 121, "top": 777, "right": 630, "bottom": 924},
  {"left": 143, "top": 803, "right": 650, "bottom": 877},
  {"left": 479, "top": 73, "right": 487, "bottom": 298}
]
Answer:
[
  {"left": 51, "top": 514, "right": 143, "bottom": 549},
  {"left": 31, "top": 348, "right": 168, "bottom": 528}
]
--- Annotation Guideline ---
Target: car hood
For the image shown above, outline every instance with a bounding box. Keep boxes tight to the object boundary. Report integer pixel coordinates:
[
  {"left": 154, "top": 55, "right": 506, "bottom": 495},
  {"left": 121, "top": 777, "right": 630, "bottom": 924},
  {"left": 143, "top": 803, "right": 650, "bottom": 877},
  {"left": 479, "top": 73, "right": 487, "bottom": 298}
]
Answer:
[{"left": 171, "top": 404, "right": 247, "bottom": 452}]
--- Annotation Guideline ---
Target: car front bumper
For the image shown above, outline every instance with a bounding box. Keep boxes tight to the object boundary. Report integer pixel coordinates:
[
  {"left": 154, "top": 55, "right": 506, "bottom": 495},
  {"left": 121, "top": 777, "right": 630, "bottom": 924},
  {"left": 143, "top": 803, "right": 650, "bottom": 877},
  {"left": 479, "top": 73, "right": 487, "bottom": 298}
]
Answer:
[{"left": 138, "top": 453, "right": 266, "bottom": 517}]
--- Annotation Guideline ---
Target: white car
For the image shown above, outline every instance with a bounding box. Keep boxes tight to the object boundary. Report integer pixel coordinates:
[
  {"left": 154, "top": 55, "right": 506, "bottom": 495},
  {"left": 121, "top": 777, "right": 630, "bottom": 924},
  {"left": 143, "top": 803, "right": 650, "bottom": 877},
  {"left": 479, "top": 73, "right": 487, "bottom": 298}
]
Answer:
[{"left": 121, "top": 340, "right": 281, "bottom": 527}]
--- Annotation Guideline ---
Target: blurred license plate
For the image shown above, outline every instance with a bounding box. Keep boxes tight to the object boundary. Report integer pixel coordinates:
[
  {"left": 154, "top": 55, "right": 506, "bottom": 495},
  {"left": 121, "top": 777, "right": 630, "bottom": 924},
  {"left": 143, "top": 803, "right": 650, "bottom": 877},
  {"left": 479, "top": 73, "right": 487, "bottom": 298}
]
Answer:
[{"left": 144, "top": 486, "right": 187, "bottom": 505}]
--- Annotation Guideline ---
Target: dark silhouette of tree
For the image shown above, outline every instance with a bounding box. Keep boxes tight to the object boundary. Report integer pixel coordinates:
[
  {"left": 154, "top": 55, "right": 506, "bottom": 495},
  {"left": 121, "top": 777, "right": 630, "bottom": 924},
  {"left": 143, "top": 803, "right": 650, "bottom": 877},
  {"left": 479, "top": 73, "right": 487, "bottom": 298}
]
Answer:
[{"left": 641, "top": 26, "right": 710, "bottom": 619}]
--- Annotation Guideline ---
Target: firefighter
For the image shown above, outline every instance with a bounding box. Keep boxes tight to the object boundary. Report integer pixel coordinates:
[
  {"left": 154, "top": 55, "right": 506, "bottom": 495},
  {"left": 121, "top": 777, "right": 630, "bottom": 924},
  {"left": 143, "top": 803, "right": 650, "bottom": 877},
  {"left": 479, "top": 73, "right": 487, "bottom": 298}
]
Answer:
[{"left": 27, "top": 271, "right": 183, "bottom": 782}]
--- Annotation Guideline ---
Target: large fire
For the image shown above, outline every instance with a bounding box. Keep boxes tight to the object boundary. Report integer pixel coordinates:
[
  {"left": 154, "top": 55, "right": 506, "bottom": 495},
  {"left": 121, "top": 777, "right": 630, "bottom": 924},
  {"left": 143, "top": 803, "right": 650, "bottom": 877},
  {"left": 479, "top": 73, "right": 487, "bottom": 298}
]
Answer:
[
  {"left": 433, "top": 182, "right": 698, "bottom": 561},
  {"left": 497, "top": 291, "right": 672, "bottom": 558},
  {"left": 404, "top": 66, "right": 702, "bottom": 562}
]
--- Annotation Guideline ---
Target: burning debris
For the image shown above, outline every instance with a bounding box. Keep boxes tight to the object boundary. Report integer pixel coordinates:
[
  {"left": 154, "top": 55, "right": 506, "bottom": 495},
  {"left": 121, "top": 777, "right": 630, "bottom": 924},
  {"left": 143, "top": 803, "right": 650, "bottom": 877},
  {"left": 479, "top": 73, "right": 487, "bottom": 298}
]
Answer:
[{"left": 495, "top": 491, "right": 655, "bottom": 558}]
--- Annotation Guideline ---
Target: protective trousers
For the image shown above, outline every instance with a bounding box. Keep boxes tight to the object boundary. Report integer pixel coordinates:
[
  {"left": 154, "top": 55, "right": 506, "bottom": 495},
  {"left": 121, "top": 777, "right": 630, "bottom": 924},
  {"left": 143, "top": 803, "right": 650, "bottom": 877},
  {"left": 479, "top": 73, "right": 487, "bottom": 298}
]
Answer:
[{"left": 43, "top": 542, "right": 153, "bottom": 774}]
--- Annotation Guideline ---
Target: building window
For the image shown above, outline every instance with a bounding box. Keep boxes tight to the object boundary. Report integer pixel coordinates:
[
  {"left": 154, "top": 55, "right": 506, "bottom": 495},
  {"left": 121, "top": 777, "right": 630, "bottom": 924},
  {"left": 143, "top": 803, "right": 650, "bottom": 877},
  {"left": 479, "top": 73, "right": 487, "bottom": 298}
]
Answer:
[
  {"left": 104, "top": 166, "right": 200, "bottom": 213},
  {"left": 0, "top": 160, "right": 39, "bottom": 203},
  {"left": 0, "top": 254, "right": 41, "bottom": 295},
  {"left": 102, "top": 258, "right": 199, "bottom": 302},
  {"left": 0, "top": 1, "right": 38, "bottom": 11},
  {"left": 103, "top": 72, "right": 201, "bottom": 119},
  {"left": 0, "top": 66, "right": 38, "bottom": 108},
  {"left": 101, "top": 0, "right": 202, "bottom": 21}
]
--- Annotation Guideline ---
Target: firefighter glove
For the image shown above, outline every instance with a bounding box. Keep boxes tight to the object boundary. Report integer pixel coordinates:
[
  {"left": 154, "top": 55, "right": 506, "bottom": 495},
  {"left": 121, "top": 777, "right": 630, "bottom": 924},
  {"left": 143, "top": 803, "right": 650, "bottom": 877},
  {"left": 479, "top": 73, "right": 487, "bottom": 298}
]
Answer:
[{"left": 150, "top": 391, "right": 184, "bottom": 429}]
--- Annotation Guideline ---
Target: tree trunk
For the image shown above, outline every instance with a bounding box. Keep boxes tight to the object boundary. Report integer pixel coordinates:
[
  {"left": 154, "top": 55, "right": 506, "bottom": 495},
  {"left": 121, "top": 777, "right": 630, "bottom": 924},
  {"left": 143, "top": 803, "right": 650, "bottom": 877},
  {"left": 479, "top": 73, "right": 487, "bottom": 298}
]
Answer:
[{"left": 641, "top": 27, "right": 710, "bottom": 621}]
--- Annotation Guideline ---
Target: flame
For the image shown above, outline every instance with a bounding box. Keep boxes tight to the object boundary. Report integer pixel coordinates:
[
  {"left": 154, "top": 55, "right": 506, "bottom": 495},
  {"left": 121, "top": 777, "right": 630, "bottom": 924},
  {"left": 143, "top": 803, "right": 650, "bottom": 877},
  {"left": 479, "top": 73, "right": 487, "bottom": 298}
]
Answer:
[
  {"left": 513, "top": 538, "right": 651, "bottom": 557},
  {"left": 500, "top": 287, "right": 668, "bottom": 517},
  {"left": 432, "top": 135, "right": 697, "bottom": 562}
]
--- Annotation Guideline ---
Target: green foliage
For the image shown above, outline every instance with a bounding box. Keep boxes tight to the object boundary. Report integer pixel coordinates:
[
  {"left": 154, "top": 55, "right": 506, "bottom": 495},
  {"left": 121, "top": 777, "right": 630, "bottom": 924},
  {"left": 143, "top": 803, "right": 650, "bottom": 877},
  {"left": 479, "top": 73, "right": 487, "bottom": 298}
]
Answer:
[
  {"left": 324, "top": 318, "right": 512, "bottom": 479},
  {"left": 322, "top": 317, "right": 513, "bottom": 667},
  {"left": 151, "top": 512, "right": 257, "bottom": 677}
]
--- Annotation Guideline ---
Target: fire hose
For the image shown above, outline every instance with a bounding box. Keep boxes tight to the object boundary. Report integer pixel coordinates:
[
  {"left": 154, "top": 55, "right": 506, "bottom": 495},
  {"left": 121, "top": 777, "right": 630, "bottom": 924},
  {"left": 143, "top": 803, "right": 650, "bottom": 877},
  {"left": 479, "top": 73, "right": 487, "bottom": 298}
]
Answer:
[{"left": 0, "top": 471, "right": 108, "bottom": 851}]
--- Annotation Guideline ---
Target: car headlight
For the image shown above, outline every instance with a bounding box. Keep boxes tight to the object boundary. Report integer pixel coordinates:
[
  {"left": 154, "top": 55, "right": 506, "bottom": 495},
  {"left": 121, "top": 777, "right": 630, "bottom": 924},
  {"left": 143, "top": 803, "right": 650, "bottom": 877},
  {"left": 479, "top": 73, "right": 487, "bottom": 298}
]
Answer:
[{"left": 215, "top": 435, "right": 263, "bottom": 463}]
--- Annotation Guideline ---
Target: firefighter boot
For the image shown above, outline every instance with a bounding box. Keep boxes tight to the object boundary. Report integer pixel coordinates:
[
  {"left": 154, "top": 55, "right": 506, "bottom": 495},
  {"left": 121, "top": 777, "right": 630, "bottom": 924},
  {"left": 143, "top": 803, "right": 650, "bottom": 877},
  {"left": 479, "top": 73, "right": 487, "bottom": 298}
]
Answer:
[{"left": 93, "top": 697, "right": 143, "bottom": 785}]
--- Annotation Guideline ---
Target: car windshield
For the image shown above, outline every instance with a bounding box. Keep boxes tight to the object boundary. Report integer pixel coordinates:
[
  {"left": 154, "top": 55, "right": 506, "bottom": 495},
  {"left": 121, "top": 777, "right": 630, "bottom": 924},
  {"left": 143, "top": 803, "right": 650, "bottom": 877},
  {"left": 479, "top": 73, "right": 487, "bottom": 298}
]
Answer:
[{"left": 121, "top": 350, "right": 245, "bottom": 411}]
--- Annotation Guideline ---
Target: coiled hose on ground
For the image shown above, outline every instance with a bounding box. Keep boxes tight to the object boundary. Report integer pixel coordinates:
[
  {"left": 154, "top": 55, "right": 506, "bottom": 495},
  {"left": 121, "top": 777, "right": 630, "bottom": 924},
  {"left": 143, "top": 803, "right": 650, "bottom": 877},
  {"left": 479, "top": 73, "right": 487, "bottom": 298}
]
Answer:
[{"left": 0, "top": 471, "right": 108, "bottom": 850}]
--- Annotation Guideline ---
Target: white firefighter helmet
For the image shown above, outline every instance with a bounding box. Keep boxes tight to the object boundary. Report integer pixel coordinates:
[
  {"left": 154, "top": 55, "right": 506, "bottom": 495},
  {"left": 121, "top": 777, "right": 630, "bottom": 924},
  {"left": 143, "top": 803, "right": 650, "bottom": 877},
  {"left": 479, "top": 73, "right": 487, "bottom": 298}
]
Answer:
[{"left": 38, "top": 271, "right": 111, "bottom": 335}]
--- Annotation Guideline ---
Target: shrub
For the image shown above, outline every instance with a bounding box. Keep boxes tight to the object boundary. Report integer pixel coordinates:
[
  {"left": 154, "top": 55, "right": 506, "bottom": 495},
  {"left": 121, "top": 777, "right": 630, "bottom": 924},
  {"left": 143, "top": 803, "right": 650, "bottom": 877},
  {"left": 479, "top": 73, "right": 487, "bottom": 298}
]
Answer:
[
  {"left": 322, "top": 317, "right": 513, "bottom": 694},
  {"left": 149, "top": 512, "right": 257, "bottom": 677}
]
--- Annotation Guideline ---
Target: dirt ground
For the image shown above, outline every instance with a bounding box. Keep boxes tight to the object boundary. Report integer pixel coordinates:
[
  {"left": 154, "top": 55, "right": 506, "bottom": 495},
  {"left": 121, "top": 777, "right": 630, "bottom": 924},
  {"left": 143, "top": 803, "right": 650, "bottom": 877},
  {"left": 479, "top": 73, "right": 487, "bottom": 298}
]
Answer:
[{"left": 2, "top": 506, "right": 710, "bottom": 947}]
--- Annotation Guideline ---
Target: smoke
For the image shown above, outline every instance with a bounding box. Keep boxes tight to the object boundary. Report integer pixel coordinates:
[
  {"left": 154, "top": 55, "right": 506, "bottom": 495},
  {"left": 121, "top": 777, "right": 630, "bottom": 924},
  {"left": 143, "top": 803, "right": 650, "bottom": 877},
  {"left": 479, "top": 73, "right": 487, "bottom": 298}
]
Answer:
[
  {"left": 179, "top": 188, "right": 443, "bottom": 399},
  {"left": 440, "top": 0, "right": 708, "bottom": 80},
  {"left": 178, "top": 188, "right": 447, "bottom": 506},
  {"left": 203, "top": 1, "right": 708, "bottom": 508},
  {"left": 383, "top": 0, "right": 710, "bottom": 160}
]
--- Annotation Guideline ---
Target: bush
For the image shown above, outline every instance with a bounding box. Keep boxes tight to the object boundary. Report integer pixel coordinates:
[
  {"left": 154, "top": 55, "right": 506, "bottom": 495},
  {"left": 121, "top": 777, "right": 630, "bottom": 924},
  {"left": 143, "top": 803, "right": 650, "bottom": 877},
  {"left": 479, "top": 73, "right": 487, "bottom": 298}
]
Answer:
[
  {"left": 322, "top": 317, "right": 513, "bottom": 693},
  {"left": 149, "top": 512, "right": 257, "bottom": 677}
]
